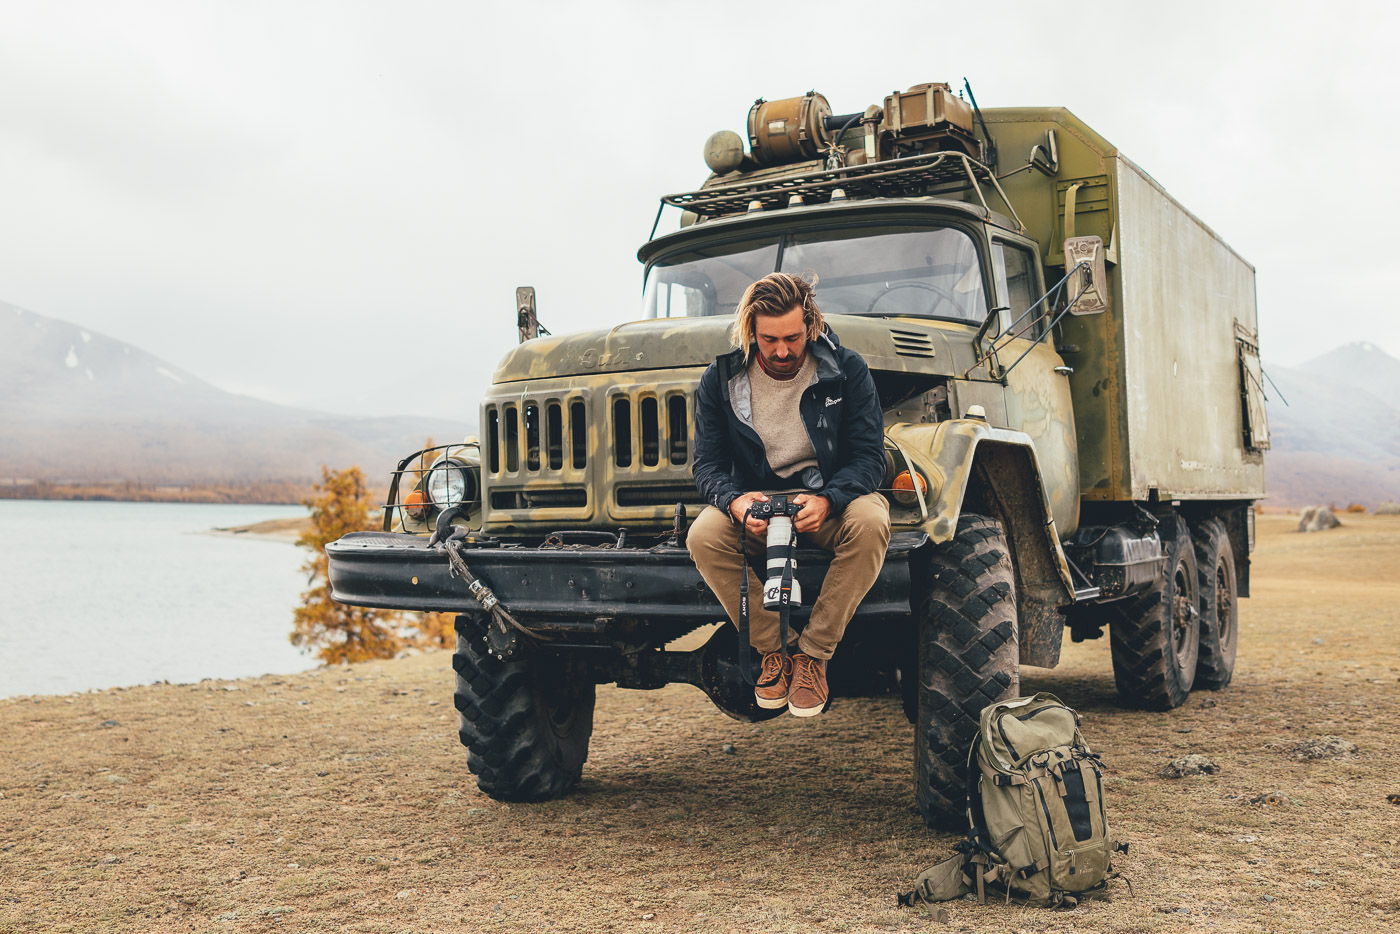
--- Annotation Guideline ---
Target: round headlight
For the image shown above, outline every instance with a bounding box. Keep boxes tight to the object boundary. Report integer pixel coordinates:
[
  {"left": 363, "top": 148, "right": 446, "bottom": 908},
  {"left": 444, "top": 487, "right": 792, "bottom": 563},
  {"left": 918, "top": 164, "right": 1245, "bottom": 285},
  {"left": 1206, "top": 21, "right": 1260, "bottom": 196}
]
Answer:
[{"left": 426, "top": 459, "right": 468, "bottom": 505}]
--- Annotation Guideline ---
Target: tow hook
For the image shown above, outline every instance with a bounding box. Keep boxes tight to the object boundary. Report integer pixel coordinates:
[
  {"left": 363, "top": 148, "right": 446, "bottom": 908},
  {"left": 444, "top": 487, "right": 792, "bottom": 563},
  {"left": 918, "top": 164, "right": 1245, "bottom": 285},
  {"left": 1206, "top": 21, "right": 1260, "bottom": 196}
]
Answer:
[{"left": 436, "top": 533, "right": 545, "bottom": 660}]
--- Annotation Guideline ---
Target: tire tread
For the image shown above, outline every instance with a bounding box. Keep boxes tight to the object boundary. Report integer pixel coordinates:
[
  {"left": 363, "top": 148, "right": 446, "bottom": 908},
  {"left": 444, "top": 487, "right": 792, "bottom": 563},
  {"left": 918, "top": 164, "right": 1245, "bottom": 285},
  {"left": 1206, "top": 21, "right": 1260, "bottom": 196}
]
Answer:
[
  {"left": 1109, "top": 515, "right": 1197, "bottom": 710},
  {"left": 451, "top": 616, "right": 595, "bottom": 802},
  {"left": 1192, "top": 517, "right": 1238, "bottom": 690},
  {"left": 915, "top": 514, "right": 1019, "bottom": 831}
]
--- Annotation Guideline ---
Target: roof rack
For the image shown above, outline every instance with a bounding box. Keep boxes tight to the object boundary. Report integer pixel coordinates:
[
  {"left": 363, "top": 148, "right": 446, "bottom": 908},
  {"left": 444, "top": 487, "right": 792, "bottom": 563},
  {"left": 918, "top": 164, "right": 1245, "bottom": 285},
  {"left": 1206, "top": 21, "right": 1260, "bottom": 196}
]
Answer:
[{"left": 660, "top": 150, "right": 1024, "bottom": 232}]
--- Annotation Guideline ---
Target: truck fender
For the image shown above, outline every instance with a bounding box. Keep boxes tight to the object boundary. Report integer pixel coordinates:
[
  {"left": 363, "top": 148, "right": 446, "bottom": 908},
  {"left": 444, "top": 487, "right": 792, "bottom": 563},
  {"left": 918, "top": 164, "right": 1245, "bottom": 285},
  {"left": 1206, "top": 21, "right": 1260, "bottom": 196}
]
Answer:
[{"left": 886, "top": 419, "right": 1074, "bottom": 669}]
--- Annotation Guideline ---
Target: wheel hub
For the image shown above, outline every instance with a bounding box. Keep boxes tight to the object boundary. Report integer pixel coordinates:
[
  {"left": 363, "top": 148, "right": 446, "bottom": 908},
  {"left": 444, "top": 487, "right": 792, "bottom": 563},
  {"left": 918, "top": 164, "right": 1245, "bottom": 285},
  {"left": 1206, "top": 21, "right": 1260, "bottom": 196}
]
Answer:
[{"left": 1170, "top": 566, "right": 1198, "bottom": 671}]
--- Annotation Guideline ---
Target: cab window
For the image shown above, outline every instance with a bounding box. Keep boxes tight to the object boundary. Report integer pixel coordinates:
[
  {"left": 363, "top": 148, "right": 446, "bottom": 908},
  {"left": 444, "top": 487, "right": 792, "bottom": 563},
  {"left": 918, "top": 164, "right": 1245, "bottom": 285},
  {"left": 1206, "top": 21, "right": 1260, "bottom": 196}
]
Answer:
[{"left": 992, "top": 241, "right": 1041, "bottom": 334}]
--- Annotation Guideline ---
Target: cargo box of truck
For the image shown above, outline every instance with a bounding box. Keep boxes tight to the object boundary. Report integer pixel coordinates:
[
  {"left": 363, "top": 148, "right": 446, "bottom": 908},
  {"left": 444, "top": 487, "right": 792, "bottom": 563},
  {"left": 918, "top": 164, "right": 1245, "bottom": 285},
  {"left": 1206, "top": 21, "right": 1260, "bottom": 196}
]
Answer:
[{"left": 988, "top": 108, "right": 1268, "bottom": 504}]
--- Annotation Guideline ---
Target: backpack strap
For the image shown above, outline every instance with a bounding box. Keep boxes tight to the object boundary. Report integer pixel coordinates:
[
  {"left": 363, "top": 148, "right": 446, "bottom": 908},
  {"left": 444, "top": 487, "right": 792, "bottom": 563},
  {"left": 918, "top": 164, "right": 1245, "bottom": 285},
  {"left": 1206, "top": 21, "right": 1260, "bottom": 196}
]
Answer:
[
  {"left": 1016, "top": 857, "right": 1050, "bottom": 879},
  {"left": 966, "top": 852, "right": 1000, "bottom": 905},
  {"left": 896, "top": 853, "right": 973, "bottom": 907},
  {"left": 963, "top": 734, "right": 997, "bottom": 859},
  {"left": 982, "top": 760, "right": 1058, "bottom": 786}
]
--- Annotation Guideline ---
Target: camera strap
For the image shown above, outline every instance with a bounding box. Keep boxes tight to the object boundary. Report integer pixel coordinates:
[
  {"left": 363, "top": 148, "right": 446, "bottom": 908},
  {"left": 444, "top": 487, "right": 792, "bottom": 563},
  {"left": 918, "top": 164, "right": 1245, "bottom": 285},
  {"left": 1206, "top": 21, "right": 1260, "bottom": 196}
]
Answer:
[
  {"left": 738, "top": 504, "right": 757, "bottom": 686},
  {"left": 736, "top": 503, "right": 799, "bottom": 688},
  {"left": 775, "top": 521, "right": 796, "bottom": 670}
]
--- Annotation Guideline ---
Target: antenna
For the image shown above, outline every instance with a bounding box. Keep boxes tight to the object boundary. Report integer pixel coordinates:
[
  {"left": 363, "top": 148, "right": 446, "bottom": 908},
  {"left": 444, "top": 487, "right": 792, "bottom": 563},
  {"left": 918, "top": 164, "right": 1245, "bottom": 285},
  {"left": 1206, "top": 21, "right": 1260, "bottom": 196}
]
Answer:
[{"left": 961, "top": 78, "right": 997, "bottom": 171}]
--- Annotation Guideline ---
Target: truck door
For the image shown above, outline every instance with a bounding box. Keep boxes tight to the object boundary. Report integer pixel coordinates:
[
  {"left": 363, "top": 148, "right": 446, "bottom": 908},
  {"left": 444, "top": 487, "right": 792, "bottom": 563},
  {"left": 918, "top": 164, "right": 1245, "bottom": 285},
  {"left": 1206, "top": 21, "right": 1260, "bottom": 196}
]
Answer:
[{"left": 993, "top": 238, "right": 1080, "bottom": 537}]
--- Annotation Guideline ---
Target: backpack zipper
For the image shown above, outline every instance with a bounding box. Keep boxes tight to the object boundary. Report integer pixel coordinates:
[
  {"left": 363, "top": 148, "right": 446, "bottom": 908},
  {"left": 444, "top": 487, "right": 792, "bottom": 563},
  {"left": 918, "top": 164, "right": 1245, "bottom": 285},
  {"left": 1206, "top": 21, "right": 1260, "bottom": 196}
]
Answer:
[
  {"left": 1093, "top": 762, "right": 1107, "bottom": 835},
  {"left": 1033, "top": 780, "right": 1060, "bottom": 852}
]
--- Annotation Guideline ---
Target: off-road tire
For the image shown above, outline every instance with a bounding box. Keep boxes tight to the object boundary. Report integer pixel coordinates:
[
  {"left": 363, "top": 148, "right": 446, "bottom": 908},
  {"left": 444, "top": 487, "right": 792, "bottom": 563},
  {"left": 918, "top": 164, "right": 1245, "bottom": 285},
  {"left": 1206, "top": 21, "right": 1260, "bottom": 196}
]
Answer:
[
  {"left": 915, "top": 514, "right": 1019, "bottom": 831},
  {"left": 1109, "top": 514, "right": 1200, "bottom": 710},
  {"left": 452, "top": 614, "right": 595, "bottom": 802},
  {"left": 1192, "top": 517, "right": 1238, "bottom": 690}
]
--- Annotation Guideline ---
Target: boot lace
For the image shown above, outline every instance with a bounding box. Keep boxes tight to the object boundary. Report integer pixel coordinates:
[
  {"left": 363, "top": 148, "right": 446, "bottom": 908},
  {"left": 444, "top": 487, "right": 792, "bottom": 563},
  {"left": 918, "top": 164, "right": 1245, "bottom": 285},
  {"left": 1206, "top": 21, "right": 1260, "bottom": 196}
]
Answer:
[
  {"left": 792, "top": 654, "right": 822, "bottom": 693},
  {"left": 759, "top": 652, "right": 787, "bottom": 685}
]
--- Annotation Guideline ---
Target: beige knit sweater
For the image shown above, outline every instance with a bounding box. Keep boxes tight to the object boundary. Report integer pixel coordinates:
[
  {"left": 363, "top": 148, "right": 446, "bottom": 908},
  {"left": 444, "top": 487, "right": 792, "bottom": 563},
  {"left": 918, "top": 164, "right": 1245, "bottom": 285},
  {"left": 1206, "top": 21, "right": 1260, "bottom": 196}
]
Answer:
[{"left": 748, "top": 354, "right": 818, "bottom": 479}]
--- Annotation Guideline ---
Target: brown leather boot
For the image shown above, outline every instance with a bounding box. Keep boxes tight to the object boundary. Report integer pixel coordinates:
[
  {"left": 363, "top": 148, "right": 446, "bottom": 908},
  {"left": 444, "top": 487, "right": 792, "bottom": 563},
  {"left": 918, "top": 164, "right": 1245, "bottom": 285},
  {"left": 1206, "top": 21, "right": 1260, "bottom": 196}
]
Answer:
[
  {"left": 787, "top": 653, "right": 829, "bottom": 717},
  {"left": 754, "top": 651, "right": 793, "bottom": 709}
]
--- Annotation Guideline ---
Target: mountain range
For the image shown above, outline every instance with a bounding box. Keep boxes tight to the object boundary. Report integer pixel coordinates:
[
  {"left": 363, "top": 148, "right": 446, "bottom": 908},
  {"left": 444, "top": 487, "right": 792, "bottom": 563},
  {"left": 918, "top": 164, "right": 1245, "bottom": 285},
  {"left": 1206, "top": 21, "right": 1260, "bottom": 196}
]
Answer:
[
  {"left": 1261, "top": 341, "right": 1400, "bottom": 508},
  {"left": 1, "top": 301, "right": 471, "bottom": 490},
  {"left": 2, "top": 301, "right": 1396, "bottom": 507}
]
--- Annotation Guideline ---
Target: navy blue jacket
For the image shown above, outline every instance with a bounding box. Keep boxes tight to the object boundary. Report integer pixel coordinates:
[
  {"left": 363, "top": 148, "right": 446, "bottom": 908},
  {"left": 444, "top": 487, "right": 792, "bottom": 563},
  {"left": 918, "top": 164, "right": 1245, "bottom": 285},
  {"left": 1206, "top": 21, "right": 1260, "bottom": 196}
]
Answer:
[{"left": 692, "top": 327, "right": 886, "bottom": 518}]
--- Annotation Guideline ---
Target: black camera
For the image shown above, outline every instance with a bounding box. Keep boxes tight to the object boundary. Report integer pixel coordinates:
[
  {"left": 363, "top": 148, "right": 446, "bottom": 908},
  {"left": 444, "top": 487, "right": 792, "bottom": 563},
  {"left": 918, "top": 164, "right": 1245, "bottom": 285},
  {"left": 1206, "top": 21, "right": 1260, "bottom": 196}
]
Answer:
[
  {"left": 749, "top": 493, "right": 802, "bottom": 521},
  {"left": 750, "top": 495, "right": 803, "bottom": 610}
]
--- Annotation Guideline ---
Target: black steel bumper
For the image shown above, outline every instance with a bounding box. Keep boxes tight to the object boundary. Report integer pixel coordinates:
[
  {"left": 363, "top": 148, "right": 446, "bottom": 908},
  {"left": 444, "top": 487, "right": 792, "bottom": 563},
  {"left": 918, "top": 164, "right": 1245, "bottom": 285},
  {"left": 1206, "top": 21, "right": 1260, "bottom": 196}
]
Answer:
[{"left": 326, "top": 531, "right": 926, "bottom": 627}]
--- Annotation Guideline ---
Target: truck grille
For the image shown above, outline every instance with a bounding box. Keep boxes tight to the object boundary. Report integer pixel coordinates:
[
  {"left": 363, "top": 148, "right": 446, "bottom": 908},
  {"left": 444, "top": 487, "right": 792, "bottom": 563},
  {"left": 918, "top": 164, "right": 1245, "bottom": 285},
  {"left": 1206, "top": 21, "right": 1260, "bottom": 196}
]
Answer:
[
  {"left": 485, "top": 399, "right": 588, "bottom": 474},
  {"left": 483, "top": 388, "right": 695, "bottom": 519},
  {"left": 611, "top": 394, "right": 690, "bottom": 468},
  {"left": 616, "top": 484, "right": 705, "bottom": 507}
]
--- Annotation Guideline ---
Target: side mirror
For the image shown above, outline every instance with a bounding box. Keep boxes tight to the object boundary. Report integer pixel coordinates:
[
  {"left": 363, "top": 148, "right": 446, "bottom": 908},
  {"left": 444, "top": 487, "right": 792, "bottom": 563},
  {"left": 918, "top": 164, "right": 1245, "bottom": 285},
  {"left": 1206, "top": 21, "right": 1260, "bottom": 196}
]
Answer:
[{"left": 1063, "top": 236, "right": 1109, "bottom": 315}]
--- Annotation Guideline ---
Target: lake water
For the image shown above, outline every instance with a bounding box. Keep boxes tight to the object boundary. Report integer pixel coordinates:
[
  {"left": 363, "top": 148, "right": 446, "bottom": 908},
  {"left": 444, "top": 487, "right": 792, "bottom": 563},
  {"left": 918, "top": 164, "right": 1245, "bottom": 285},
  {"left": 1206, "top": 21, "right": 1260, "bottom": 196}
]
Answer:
[{"left": 0, "top": 501, "right": 319, "bottom": 698}]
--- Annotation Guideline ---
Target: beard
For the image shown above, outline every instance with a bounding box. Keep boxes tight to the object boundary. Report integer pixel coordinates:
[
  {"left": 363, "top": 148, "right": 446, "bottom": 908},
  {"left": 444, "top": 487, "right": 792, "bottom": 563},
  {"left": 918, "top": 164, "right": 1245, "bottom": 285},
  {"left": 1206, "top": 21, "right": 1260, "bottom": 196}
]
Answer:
[{"left": 758, "top": 348, "right": 805, "bottom": 378}]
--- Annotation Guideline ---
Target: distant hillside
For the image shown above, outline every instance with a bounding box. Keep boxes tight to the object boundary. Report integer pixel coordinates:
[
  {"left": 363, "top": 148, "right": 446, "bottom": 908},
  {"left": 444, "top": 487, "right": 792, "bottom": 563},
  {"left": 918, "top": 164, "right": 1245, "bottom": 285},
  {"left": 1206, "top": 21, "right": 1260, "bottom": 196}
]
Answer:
[
  {"left": 1297, "top": 341, "right": 1400, "bottom": 403},
  {"left": 1263, "top": 341, "right": 1400, "bottom": 508},
  {"left": 0, "top": 302, "right": 473, "bottom": 489}
]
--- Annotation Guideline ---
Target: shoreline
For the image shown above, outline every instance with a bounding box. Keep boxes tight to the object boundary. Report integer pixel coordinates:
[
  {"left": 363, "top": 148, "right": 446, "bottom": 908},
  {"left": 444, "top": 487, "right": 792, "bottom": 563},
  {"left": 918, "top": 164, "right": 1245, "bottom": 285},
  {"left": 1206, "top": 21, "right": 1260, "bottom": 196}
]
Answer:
[{"left": 205, "top": 516, "right": 312, "bottom": 543}]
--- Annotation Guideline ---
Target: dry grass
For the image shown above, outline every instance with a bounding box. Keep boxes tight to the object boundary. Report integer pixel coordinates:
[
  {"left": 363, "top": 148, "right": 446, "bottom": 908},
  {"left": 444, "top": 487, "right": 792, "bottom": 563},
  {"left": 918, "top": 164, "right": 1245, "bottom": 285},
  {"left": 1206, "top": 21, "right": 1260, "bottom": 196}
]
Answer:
[{"left": 2, "top": 514, "right": 1398, "bottom": 932}]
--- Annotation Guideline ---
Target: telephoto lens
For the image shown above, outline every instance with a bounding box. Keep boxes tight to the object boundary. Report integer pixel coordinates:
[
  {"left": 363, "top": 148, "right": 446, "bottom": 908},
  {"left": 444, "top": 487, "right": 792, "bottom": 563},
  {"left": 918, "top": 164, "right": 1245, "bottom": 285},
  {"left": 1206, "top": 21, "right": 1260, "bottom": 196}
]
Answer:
[{"left": 762, "top": 495, "right": 801, "bottom": 610}]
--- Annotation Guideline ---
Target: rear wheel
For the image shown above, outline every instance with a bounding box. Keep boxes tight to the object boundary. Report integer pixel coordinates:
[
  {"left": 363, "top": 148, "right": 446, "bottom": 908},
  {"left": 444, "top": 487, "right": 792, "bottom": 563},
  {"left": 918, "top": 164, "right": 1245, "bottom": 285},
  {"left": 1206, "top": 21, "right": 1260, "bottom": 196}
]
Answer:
[
  {"left": 452, "top": 614, "right": 595, "bottom": 801},
  {"left": 914, "top": 514, "right": 1019, "bottom": 830},
  {"left": 1110, "top": 514, "right": 1199, "bottom": 709},
  {"left": 1192, "top": 518, "right": 1238, "bottom": 689}
]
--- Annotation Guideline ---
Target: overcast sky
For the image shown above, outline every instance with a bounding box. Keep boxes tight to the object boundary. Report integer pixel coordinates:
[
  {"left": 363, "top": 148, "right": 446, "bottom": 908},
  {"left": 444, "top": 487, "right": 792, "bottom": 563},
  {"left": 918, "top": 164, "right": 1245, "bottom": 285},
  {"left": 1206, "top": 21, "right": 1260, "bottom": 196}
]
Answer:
[{"left": 2, "top": 1, "right": 1396, "bottom": 422}]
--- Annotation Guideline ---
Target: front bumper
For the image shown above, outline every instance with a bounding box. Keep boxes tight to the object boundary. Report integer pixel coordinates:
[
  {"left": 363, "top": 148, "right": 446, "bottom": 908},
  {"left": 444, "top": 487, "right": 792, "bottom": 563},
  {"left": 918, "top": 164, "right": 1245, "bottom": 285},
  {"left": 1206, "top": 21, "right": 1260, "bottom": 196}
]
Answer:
[{"left": 326, "top": 531, "right": 927, "bottom": 628}]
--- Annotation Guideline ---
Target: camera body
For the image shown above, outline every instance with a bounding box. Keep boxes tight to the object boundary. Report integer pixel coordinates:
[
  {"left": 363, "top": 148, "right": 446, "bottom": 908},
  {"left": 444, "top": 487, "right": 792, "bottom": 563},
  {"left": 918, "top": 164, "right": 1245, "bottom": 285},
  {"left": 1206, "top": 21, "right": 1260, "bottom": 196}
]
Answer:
[
  {"left": 749, "top": 493, "right": 802, "bottom": 521},
  {"left": 753, "top": 494, "right": 803, "bottom": 610}
]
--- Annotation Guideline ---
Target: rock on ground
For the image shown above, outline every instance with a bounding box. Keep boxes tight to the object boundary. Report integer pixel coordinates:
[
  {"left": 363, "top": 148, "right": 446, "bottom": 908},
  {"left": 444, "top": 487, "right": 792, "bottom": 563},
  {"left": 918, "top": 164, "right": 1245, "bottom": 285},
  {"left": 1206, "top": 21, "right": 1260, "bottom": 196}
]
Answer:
[
  {"left": 1297, "top": 506, "right": 1341, "bottom": 532},
  {"left": 1377, "top": 501, "right": 1400, "bottom": 515},
  {"left": 1161, "top": 754, "right": 1220, "bottom": 778},
  {"left": 1291, "top": 736, "right": 1359, "bottom": 760}
]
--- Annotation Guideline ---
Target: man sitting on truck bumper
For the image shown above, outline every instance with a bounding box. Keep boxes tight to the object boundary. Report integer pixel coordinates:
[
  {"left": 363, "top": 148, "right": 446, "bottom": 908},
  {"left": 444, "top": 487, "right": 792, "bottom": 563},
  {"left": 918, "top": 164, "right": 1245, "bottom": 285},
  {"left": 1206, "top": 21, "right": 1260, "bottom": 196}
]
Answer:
[{"left": 688, "top": 272, "right": 890, "bottom": 717}]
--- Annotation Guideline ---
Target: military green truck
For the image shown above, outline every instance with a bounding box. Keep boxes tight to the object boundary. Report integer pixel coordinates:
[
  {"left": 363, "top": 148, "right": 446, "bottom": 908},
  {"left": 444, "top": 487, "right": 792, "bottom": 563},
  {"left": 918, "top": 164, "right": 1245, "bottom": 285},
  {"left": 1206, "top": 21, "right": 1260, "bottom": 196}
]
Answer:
[{"left": 327, "top": 82, "right": 1267, "bottom": 828}]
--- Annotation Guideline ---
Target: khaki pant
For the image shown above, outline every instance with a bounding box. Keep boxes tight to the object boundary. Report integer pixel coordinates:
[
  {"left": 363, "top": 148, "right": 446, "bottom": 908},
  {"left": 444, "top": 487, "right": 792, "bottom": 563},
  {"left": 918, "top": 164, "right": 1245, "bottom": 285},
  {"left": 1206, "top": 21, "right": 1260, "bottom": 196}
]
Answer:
[{"left": 686, "top": 492, "right": 891, "bottom": 660}]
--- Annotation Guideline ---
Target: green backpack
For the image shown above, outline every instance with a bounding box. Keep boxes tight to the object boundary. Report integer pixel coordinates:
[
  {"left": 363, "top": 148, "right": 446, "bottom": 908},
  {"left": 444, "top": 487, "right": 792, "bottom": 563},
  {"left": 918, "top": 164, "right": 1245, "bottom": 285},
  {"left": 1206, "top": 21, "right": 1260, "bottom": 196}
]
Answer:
[{"left": 900, "top": 693, "right": 1128, "bottom": 909}]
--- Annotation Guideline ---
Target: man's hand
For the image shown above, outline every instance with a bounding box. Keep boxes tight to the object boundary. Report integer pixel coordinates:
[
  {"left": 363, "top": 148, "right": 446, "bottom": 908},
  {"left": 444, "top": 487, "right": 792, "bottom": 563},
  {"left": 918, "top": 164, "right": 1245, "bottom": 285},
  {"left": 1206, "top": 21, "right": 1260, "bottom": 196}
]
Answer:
[
  {"left": 791, "top": 493, "right": 831, "bottom": 534},
  {"left": 729, "top": 492, "right": 770, "bottom": 535}
]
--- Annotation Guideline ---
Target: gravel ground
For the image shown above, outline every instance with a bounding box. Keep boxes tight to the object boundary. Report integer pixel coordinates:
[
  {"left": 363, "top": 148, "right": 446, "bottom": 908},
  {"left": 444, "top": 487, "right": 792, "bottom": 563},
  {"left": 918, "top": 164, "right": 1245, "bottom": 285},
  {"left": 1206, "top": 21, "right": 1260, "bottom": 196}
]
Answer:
[{"left": 2, "top": 513, "right": 1397, "bottom": 933}]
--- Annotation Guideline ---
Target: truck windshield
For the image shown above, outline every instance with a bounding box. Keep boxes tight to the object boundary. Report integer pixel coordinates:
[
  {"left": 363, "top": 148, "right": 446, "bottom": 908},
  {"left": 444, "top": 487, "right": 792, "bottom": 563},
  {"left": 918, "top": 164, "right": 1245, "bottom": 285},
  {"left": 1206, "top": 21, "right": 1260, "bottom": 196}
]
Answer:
[{"left": 643, "top": 225, "right": 987, "bottom": 324}]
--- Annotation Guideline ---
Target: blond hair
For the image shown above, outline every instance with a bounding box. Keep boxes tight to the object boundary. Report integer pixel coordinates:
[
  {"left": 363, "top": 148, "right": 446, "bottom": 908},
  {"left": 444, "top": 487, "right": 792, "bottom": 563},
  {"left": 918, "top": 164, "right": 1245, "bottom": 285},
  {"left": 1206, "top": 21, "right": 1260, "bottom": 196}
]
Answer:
[{"left": 730, "top": 271, "right": 825, "bottom": 359}]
